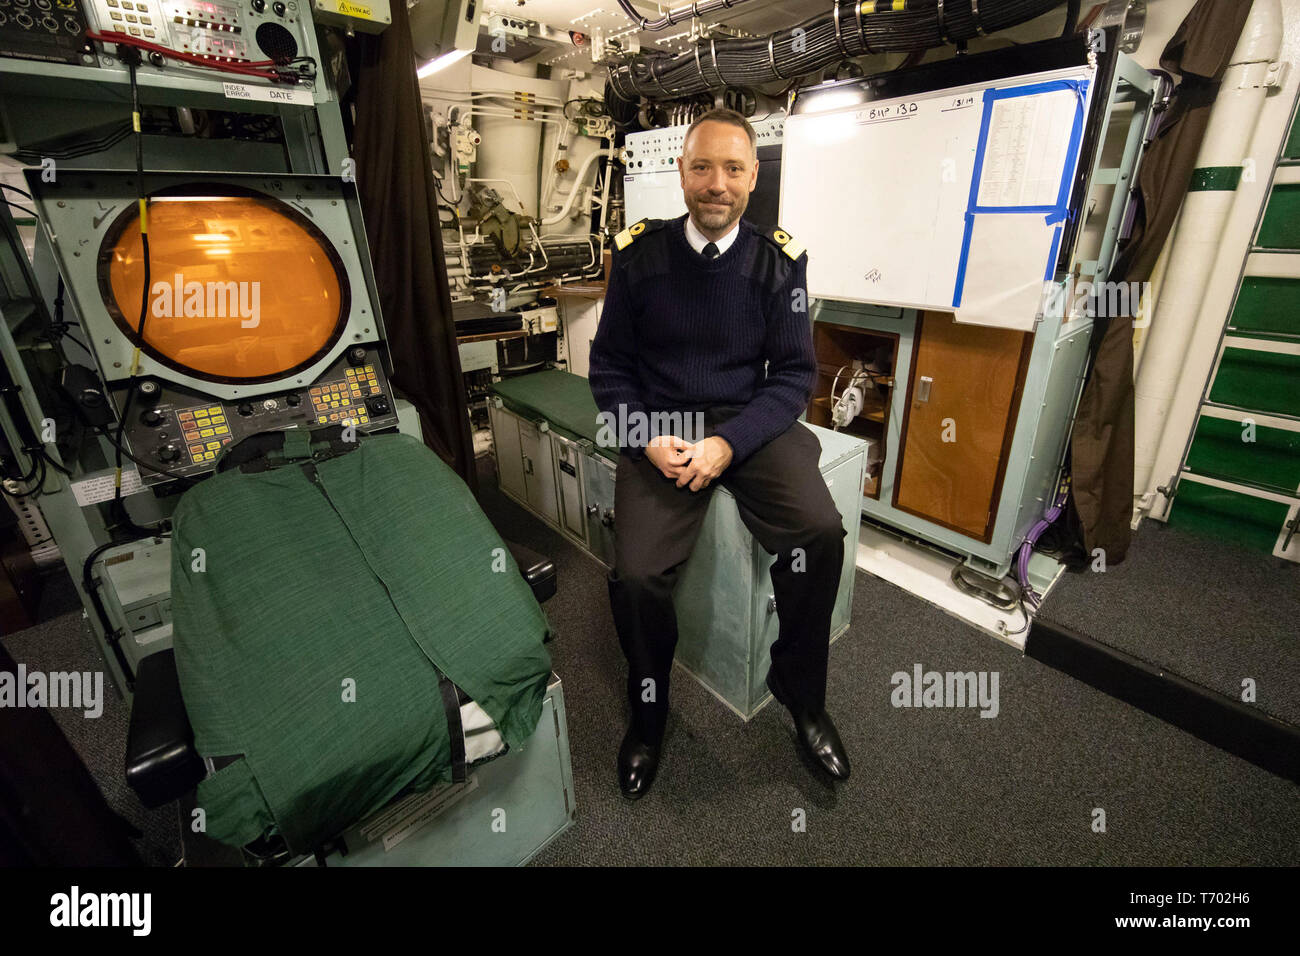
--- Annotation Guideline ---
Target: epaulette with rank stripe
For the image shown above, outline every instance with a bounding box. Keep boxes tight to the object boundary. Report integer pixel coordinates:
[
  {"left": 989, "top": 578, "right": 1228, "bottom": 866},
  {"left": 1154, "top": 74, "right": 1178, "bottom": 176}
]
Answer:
[
  {"left": 613, "top": 217, "right": 665, "bottom": 251},
  {"left": 765, "top": 226, "right": 806, "bottom": 260}
]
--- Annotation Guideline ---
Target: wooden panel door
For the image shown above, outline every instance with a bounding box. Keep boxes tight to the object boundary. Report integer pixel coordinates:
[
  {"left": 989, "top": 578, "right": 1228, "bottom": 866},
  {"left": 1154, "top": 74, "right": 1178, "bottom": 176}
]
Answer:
[{"left": 893, "top": 311, "right": 1032, "bottom": 541}]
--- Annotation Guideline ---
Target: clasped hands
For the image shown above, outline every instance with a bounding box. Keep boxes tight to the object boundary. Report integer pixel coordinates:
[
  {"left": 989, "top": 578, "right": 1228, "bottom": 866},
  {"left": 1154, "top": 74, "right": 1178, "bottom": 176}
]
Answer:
[{"left": 645, "top": 434, "right": 733, "bottom": 492}]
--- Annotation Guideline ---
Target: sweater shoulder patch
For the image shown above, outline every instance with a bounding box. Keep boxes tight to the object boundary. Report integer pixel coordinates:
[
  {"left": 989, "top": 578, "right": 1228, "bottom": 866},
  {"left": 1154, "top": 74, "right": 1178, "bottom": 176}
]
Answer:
[
  {"left": 761, "top": 226, "right": 807, "bottom": 261},
  {"left": 614, "top": 218, "right": 667, "bottom": 251}
]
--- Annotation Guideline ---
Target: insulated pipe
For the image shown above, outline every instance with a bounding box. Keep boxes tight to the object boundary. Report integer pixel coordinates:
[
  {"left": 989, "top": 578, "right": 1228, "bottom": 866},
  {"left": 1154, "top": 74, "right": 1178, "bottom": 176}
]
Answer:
[
  {"left": 542, "top": 148, "right": 614, "bottom": 225},
  {"left": 1132, "top": 0, "right": 1283, "bottom": 517}
]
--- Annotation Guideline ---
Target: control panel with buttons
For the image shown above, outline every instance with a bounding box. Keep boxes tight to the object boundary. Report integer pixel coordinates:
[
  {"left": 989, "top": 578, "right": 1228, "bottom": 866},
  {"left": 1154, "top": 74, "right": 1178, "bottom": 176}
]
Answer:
[
  {"left": 82, "top": 0, "right": 309, "bottom": 70},
  {"left": 0, "top": 0, "right": 96, "bottom": 66},
  {"left": 112, "top": 345, "right": 401, "bottom": 486}
]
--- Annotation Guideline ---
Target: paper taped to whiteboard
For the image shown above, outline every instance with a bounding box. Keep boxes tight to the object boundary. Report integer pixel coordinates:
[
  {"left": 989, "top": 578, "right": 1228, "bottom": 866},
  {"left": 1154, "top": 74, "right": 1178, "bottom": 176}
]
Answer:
[
  {"left": 976, "top": 89, "right": 1081, "bottom": 209},
  {"left": 956, "top": 215, "right": 1061, "bottom": 329},
  {"left": 779, "top": 65, "right": 1094, "bottom": 331}
]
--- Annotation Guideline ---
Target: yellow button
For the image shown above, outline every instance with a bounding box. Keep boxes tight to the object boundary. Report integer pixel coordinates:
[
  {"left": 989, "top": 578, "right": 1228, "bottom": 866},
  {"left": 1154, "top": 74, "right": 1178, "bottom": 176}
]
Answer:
[
  {"left": 359, "top": 415, "right": 369, "bottom": 423},
  {"left": 206, "top": 441, "right": 221, "bottom": 450},
  {"left": 211, "top": 414, "right": 225, "bottom": 424},
  {"left": 214, "top": 425, "right": 229, "bottom": 435},
  {"left": 203, "top": 451, "right": 215, "bottom": 460},
  {"left": 365, "top": 365, "right": 374, "bottom": 372},
  {"left": 196, "top": 417, "right": 210, "bottom": 427},
  {"left": 318, "top": 416, "right": 328, "bottom": 423},
  {"left": 207, "top": 406, "right": 221, "bottom": 415},
  {"left": 200, "top": 428, "right": 214, "bottom": 438}
]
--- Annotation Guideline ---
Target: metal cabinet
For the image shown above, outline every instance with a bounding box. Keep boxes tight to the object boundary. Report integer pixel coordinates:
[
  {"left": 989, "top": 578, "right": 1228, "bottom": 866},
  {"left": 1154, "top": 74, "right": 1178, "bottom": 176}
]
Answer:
[
  {"left": 489, "top": 402, "right": 559, "bottom": 528},
  {"left": 812, "top": 299, "right": 1091, "bottom": 579},
  {"left": 673, "top": 426, "right": 868, "bottom": 718},
  {"left": 488, "top": 393, "right": 868, "bottom": 720},
  {"left": 581, "top": 451, "right": 618, "bottom": 566},
  {"left": 550, "top": 433, "right": 590, "bottom": 546}
]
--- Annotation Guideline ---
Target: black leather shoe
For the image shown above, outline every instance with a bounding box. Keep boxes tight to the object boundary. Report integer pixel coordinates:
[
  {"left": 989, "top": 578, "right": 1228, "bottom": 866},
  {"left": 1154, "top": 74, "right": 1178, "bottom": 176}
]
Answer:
[
  {"left": 618, "top": 726, "right": 661, "bottom": 799},
  {"left": 791, "top": 708, "right": 851, "bottom": 781}
]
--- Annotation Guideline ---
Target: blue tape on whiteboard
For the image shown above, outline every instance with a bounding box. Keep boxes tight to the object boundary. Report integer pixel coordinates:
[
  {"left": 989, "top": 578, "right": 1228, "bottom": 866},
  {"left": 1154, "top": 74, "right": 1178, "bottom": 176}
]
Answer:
[
  {"left": 1045, "top": 224, "right": 1063, "bottom": 281},
  {"left": 951, "top": 77, "right": 1090, "bottom": 309},
  {"left": 951, "top": 88, "right": 997, "bottom": 308}
]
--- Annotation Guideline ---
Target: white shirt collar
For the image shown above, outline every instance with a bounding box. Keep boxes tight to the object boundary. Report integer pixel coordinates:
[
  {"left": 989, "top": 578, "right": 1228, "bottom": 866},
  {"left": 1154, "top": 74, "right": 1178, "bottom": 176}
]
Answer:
[{"left": 684, "top": 214, "right": 740, "bottom": 257}]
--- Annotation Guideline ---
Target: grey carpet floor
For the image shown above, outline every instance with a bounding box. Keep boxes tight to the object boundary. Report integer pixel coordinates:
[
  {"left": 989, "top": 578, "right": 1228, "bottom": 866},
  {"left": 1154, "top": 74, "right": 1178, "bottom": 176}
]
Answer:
[
  {"left": 3, "top": 456, "right": 1297, "bottom": 866},
  {"left": 3, "top": 572, "right": 180, "bottom": 867},
  {"left": 1036, "top": 521, "right": 1300, "bottom": 729}
]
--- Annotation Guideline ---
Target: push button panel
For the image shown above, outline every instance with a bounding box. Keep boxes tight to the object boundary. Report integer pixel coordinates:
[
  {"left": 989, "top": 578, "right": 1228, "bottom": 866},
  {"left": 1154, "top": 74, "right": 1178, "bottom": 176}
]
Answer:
[{"left": 114, "top": 347, "right": 400, "bottom": 485}]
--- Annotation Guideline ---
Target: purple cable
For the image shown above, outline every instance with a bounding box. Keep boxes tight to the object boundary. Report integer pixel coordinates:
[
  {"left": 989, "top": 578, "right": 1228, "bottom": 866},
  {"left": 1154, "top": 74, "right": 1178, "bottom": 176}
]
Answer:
[{"left": 1017, "top": 482, "right": 1070, "bottom": 606}]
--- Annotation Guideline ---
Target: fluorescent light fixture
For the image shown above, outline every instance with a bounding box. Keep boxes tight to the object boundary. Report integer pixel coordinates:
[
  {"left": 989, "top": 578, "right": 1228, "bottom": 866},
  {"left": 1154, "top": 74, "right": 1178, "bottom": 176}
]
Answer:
[{"left": 417, "top": 48, "right": 470, "bottom": 79}]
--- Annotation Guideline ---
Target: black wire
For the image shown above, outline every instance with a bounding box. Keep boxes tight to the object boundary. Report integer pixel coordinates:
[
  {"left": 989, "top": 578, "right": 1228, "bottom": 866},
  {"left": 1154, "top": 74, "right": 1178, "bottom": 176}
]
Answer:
[
  {"left": 13, "top": 124, "right": 133, "bottom": 163},
  {"left": 112, "top": 54, "right": 175, "bottom": 528},
  {"left": 3, "top": 198, "right": 37, "bottom": 218},
  {"left": 41, "top": 448, "right": 72, "bottom": 476},
  {"left": 0, "top": 183, "right": 33, "bottom": 200}
]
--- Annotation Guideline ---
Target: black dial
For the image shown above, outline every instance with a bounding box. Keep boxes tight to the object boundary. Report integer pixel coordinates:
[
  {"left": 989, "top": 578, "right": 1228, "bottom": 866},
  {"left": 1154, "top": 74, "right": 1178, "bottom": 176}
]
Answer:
[
  {"left": 251, "top": 0, "right": 264, "bottom": 11},
  {"left": 158, "top": 444, "right": 180, "bottom": 463},
  {"left": 141, "top": 409, "right": 166, "bottom": 427},
  {"left": 237, "top": 402, "right": 254, "bottom": 416},
  {"left": 272, "top": 0, "right": 284, "bottom": 15}
]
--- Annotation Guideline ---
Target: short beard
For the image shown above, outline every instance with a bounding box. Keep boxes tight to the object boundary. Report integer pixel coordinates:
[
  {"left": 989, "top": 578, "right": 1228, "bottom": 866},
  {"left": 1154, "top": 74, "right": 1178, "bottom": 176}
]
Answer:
[{"left": 689, "top": 194, "right": 745, "bottom": 233}]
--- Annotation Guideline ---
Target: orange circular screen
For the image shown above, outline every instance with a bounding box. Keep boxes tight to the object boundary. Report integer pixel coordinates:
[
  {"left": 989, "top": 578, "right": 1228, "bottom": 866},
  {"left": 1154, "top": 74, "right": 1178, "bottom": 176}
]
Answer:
[{"left": 101, "top": 192, "right": 348, "bottom": 382}]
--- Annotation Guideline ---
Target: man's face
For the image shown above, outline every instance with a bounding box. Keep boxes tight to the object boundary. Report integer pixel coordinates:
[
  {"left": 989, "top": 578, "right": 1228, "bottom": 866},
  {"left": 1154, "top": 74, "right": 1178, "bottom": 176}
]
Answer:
[{"left": 679, "top": 120, "right": 758, "bottom": 236}]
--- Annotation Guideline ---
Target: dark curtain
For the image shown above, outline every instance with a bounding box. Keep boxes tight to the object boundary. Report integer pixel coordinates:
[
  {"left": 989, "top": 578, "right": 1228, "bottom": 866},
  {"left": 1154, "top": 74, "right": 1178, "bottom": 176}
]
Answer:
[
  {"left": 1064, "top": 0, "right": 1253, "bottom": 565},
  {"left": 350, "top": 3, "right": 477, "bottom": 493}
]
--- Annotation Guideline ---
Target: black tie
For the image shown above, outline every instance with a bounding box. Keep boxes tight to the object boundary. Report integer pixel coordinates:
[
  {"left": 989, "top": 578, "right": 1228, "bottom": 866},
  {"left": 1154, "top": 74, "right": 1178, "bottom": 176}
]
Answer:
[{"left": 702, "top": 241, "right": 719, "bottom": 260}]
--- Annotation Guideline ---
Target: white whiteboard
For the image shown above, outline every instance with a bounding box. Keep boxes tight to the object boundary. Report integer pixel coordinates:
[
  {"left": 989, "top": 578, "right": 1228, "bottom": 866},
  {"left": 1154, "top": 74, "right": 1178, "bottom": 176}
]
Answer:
[{"left": 779, "top": 66, "right": 1094, "bottom": 330}]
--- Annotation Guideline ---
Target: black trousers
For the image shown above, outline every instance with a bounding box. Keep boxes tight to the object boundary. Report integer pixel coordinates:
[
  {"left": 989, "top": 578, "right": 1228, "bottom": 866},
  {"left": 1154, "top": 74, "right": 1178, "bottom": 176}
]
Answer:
[{"left": 608, "top": 406, "right": 847, "bottom": 743}]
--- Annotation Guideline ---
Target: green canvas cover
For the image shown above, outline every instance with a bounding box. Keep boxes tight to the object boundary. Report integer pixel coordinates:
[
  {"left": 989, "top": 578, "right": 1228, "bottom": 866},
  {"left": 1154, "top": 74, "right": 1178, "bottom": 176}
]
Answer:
[
  {"left": 170, "top": 432, "right": 552, "bottom": 853},
  {"left": 490, "top": 369, "right": 614, "bottom": 460}
]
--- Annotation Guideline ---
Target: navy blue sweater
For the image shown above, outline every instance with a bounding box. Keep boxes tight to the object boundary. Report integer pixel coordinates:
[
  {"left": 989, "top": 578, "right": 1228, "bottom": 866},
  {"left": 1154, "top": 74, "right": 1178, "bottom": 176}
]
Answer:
[{"left": 588, "top": 215, "right": 815, "bottom": 466}]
